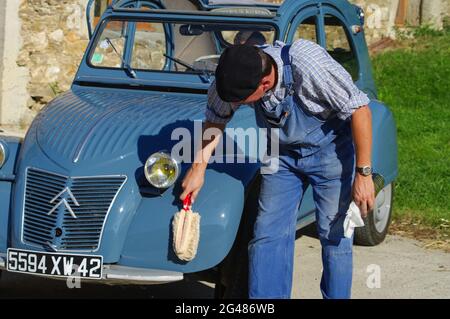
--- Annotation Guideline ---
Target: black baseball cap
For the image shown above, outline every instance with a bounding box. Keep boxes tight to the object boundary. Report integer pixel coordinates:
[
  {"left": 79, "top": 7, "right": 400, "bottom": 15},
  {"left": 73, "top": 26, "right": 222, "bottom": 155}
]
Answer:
[{"left": 215, "top": 45, "right": 263, "bottom": 102}]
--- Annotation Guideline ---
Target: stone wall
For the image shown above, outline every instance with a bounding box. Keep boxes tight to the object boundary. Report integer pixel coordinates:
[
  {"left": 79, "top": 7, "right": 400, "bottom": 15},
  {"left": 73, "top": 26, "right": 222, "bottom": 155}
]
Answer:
[
  {"left": 0, "top": 1, "right": 6, "bottom": 123},
  {"left": 352, "top": 0, "right": 450, "bottom": 42},
  {"left": 0, "top": 0, "right": 30, "bottom": 127},
  {"left": 353, "top": 0, "right": 400, "bottom": 41},
  {"left": 17, "top": 0, "right": 89, "bottom": 123}
]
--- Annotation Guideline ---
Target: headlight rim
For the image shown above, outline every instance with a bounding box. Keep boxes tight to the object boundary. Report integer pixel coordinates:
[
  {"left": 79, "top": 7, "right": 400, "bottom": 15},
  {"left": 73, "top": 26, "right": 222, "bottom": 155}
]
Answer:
[
  {"left": 144, "top": 151, "right": 180, "bottom": 189},
  {"left": 0, "top": 140, "right": 8, "bottom": 169}
]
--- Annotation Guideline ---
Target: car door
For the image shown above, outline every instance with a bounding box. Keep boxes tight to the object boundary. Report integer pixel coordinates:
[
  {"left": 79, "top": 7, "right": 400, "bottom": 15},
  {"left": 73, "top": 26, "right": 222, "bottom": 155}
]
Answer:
[
  {"left": 285, "top": 4, "right": 369, "bottom": 225},
  {"left": 286, "top": 4, "right": 362, "bottom": 85},
  {"left": 321, "top": 6, "right": 362, "bottom": 86},
  {"left": 319, "top": 4, "right": 376, "bottom": 98}
]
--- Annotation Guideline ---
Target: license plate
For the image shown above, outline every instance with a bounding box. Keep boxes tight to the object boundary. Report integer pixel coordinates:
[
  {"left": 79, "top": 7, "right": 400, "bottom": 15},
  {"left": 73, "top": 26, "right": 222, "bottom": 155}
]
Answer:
[{"left": 6, "top": 248, "right": 103, "bottom": 280}]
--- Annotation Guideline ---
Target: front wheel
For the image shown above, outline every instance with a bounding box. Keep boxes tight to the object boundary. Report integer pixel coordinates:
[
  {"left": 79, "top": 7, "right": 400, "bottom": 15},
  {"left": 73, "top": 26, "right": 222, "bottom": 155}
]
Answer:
[
  {"left": 354, "top": 183, "right": 394, "bottom": 246},
  {"left": 215, "top": 206, "right": 252, "bottom": 299}
]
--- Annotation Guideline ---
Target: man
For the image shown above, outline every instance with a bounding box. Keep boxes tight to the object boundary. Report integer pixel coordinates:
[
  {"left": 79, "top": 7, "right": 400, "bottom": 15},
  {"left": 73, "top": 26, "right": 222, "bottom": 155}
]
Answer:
[{"left": 180, "top": 39, "right": 375, "bottom": 299}]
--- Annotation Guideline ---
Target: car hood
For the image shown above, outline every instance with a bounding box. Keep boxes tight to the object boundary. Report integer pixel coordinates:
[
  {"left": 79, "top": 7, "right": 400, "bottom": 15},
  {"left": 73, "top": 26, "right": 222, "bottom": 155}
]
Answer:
[{"left": 32, "top": 87, "right": 212, "bottom": 170}]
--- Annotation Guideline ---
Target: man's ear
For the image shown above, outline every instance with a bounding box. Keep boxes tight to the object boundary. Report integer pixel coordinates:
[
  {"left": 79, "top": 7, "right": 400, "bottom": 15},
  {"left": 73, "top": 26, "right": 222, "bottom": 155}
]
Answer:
[{"left": 261, "top": 76, "right": 272, "bottom": 91}]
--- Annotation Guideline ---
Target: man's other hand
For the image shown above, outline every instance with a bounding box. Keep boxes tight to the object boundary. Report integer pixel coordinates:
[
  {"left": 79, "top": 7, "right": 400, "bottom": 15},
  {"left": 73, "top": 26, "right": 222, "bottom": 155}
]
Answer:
[{"left": 352, "top": 174, "right": 375, "bottom": 218}]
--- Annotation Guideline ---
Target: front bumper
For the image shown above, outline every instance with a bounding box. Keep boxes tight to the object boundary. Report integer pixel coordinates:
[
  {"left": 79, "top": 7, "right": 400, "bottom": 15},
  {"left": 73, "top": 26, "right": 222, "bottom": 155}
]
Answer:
[{"left": 0, "top": 253, "right": 183, "bottom": 285}]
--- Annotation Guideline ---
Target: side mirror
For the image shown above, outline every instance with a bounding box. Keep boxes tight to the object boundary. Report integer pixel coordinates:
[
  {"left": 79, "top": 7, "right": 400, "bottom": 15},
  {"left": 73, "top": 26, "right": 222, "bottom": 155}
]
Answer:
[{"left": 179, "top": 24, "right": 204, "bottom": 36}]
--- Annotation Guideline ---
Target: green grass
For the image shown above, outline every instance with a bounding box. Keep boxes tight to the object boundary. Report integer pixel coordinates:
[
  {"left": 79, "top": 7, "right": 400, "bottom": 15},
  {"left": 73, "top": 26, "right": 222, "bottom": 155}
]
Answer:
[{"left": 372, "top": 29, "right": 450, "bottom": 230}]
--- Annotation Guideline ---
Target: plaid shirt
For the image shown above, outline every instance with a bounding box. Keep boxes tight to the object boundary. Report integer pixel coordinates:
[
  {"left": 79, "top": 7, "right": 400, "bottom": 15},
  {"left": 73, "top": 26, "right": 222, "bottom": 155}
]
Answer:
[{"left": 205, "top": 39, "right": 370, "bottom": 124}]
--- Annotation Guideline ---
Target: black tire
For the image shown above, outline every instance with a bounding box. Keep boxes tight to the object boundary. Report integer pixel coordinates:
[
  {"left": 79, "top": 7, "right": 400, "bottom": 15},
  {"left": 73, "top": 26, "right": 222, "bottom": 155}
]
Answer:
[
  {"left": 214, "top": 176, "right": 261, "bottom": 299},
  {"left": 354, "top": 183, "right": 394, "bottom": 246},
  {"left": 215, "top": 240, "right": 248, "bottom": 299}
]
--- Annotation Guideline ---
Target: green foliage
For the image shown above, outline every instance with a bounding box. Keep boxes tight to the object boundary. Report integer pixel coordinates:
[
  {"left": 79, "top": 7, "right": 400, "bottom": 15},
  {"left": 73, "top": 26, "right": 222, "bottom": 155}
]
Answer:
[
  {"left": 411, "top": 24, "right": 446, "bottom": 37},
  {"left": 394, "top": 23, "right": 449, "bottom": 40},
  {"left": 372, "top": 29, "right": 450, "bottom": 228}
]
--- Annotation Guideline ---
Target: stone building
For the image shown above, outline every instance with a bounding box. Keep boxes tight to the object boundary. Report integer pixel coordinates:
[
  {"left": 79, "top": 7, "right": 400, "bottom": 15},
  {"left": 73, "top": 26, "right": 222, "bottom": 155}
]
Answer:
[
  {"left": 0, "top": 0, "right": 89, "bottom": 128},
  {"left": 0, "top": 0, "right": 448, "bottom": 129}
]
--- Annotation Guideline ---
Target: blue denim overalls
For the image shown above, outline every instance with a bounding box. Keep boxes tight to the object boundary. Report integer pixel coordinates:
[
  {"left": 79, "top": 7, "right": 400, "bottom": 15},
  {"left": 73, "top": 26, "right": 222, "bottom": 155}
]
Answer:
[{"left": 248, "top": 45, "right": 355, "bottom": 299}]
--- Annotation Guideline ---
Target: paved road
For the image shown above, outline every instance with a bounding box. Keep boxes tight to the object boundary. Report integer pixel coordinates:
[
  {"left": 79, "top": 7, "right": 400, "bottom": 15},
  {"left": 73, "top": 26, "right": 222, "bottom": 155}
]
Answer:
[{"left": 1, "top": 230, "right": 449, "bottom": 299}]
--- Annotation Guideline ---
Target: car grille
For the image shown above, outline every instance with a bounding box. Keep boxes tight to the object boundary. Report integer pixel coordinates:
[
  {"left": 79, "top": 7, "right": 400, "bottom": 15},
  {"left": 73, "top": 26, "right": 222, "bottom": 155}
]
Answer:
[{"left": 23, "top": 168, "right": 126, "bottom": 251}]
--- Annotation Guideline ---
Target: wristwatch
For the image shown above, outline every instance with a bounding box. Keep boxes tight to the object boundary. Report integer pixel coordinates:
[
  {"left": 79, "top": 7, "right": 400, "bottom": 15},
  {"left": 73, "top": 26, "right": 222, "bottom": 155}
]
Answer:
[{"left": 356, "top": 166, "right": 373, "bottom": 176}]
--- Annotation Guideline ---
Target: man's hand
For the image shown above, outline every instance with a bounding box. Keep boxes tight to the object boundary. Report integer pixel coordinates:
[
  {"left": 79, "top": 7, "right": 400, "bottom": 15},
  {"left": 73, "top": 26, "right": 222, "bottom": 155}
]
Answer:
[
  {"left": 180, "top": 164, "right": 206, "bottom": 203},
  {"left": 352, "top": 173, "right": 375, "bottom": 218},
  {"left": 179, "top": 121, "right": 226, "bottom": 203}
]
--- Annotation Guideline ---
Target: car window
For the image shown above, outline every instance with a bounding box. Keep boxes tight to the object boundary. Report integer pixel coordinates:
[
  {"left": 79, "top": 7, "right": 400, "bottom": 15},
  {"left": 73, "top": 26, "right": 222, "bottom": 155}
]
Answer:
[
  {"left": 324, "top": 14, "right": 359, "bottom": 81},
  {"left": 131, "top": 22, "right": 167, "bottom": 70},
  {"left": 90, "top": 20, "right": 167, "bottom": 71},
  {"left": 292, "top": 15, "right": 318, "bottom": 43},
  {"left": 221, "top": 30, "right": 275, "bottom": 46},
  {"left": 90, "top": 19, "right": 276, "bottom": 74},
  {"left": 91, "top": 20, "right": 128, "bottom": 68}
]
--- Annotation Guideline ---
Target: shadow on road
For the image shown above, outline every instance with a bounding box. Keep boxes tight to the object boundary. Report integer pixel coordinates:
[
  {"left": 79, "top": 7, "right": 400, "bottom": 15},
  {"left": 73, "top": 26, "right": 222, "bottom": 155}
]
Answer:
[
  {"left": 0, "top": 271, "right": 214, "bottom": 299},
  {"left": 296, "top": 222, "right": 319, "bottom": 240},
  {"left": 0, "top": 223, "right": 320, "bottom": 299}
]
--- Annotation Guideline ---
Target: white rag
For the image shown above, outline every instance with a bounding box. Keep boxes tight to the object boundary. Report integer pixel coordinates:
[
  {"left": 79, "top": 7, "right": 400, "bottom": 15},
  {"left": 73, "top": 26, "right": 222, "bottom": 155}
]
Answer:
[{"left": 343, "top": 201, "right": 365, "bottom": 238}]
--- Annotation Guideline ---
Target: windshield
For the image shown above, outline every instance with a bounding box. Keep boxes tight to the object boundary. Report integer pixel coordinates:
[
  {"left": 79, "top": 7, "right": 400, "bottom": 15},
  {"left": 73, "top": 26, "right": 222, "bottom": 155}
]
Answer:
[{"left": 89, "top": 19, "right": 276, "bottom": 75}]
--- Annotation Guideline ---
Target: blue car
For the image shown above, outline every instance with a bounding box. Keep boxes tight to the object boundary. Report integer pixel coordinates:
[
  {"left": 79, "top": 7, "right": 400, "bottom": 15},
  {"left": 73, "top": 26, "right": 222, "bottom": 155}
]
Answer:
[{"left": 0, "top": 0, "right": 398, "bottom": 298}]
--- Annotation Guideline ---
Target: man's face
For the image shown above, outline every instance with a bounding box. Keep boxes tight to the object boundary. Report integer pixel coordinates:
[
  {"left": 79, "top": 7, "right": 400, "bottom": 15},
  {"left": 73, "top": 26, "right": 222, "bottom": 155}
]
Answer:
[
  {"left": 239, "top": 83, "right": 267, "bottom": 104},
  {"left": 237, "top": 70, "right": 275, "bottom": 104}
]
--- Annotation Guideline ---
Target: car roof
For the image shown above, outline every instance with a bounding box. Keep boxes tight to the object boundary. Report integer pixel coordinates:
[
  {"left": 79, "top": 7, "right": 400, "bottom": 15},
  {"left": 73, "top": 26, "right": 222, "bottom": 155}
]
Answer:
[
  {"left": 200, "top": 0, "right": 281, "bottom": 6},
  {"left": 111, "top": 2, "right": 279, "bottom": 18},
  {"left": 111, "top": 0, "right": 355, "bottom": 17}
]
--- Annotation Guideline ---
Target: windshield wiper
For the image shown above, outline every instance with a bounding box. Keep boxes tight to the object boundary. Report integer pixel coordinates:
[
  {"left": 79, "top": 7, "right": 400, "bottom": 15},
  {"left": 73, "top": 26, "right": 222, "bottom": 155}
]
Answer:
[
  {"left": 105, "top": 37, "right": 137, "bottom": 79},
  {"left": 163, "top": 54, "right": 213, "bottom": 83}
]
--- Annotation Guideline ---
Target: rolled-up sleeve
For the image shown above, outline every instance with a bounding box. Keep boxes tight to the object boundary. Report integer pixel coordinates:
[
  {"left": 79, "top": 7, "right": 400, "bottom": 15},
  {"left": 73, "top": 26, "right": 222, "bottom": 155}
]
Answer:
[
  {"left": 293, "top": 45, "right": 370, "bottom": 120},
  {"left": 204, "top": 81, "right": 239, "bottom": 124}
]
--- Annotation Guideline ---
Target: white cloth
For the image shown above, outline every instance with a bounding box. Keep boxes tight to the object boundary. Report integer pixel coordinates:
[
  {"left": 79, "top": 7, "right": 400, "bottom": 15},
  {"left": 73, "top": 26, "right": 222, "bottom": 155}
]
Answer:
[{"left": 343, "top": 201, "right": 365, "bottom": 238}]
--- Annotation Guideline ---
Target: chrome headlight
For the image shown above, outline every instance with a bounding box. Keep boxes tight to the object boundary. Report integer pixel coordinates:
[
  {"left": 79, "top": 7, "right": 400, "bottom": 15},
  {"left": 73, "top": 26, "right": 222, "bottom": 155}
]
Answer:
[
  {"left": 144, "top": 152, "right": 179, "bottom": 188},
  {"left": 0, "top": 141, "right": 7, "bottom": 169}
]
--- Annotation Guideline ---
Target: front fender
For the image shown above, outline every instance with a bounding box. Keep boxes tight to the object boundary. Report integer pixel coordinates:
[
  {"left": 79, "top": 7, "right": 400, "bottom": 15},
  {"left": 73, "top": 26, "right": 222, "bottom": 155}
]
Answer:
[
  {"left": 120, "top": 160, "right": 260, "bottom": 273},
  {"left": 120, "top": 105, "right": 263, "bottom": 273},
  {"left": 0, "top": 135, "right": 22, "bottom": 253}
]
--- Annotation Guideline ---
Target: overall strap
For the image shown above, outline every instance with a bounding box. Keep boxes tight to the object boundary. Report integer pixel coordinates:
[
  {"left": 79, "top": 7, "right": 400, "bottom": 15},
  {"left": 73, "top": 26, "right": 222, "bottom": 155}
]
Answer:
[{"left": 280, "top": 44, "right": 294, "bottom": 95}]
